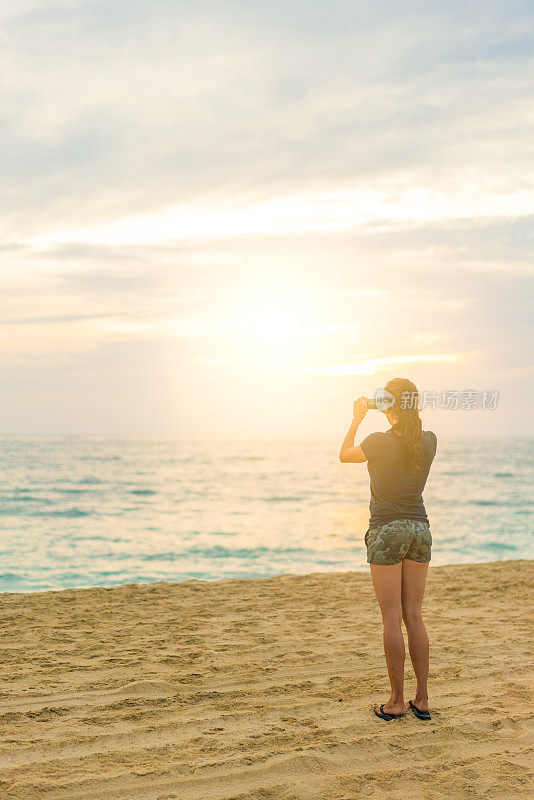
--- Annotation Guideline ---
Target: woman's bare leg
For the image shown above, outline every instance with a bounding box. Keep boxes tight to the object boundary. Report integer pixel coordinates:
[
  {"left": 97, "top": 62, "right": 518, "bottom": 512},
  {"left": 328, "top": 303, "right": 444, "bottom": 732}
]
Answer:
[
  {"left": 369, "top": 562, "right": 407, "bottom": 714},
  {"left": 401, "top": 558, "right": 430, "bottom": 709}
]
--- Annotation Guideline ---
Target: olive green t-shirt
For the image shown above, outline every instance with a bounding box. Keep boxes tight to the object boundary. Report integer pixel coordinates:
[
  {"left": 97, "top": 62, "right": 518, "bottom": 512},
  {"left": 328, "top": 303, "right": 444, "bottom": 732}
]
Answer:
[{"left": 360, "top": 429, "right": 437, "bottom": 531}]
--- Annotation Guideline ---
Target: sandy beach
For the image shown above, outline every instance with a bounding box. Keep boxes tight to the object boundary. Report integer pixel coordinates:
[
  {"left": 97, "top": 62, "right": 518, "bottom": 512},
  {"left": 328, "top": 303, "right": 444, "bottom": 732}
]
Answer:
[{"left": 0, "top": 559, "right": 532, "bottom": 799}]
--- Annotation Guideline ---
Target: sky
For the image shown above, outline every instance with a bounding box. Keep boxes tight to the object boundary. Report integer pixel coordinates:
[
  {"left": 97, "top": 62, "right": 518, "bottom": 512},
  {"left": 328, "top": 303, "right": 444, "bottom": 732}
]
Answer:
[{"left": 1, "top": 0, "right": 533, "bottom": 438}]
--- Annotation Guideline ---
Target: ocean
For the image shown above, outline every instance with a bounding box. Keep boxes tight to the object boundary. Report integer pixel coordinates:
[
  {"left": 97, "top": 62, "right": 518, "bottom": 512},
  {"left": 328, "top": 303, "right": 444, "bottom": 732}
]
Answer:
[{"left": 0, "top": 435, "right": 532, "bottom": 593}]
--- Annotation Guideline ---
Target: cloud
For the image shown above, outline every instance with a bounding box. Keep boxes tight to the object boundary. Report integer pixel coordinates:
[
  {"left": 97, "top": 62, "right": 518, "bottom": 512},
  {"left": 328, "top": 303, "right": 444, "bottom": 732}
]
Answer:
[
  {"left": 0, "top": 0, "right": 532, "bottom": 434},
  {"left": 300, "top": 353, "right": 462, "bottom": 377},
  {"left": 0, "top": 313, "right": 112, "bottom": 325},
  {"left": 1, "top": 0, "right": 533, "bottom": 241}
]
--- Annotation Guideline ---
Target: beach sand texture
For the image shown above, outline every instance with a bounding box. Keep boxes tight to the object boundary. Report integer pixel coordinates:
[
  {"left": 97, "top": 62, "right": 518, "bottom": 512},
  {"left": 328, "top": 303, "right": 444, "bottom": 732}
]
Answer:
[{"left": 0, "top": 559, "right": 532, "bottom": 800}]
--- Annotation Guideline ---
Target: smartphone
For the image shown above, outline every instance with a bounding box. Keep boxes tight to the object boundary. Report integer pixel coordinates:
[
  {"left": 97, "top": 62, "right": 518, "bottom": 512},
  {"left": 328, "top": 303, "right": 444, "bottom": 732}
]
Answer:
[{"left": 367, "top": 398, "right": 378, "bottom": 409}]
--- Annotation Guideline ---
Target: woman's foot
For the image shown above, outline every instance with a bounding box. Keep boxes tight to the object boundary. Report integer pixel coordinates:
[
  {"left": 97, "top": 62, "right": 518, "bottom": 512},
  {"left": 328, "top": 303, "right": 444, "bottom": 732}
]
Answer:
[
  {"left": 412, "top": 695, "right": 430, "bottom": 711},
  {"left": 381, "top": 699, "right": 408, "bottom": 715}
]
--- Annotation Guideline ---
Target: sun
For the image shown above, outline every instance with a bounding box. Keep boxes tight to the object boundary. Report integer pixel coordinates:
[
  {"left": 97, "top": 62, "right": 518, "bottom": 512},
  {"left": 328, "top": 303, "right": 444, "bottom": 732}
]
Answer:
[{"left": 227, "top": 287, "right": 315, "bottom": 367}]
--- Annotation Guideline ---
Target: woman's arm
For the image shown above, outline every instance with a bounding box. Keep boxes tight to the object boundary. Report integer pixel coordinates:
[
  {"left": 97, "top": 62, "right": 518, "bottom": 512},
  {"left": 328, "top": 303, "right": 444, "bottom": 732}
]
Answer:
[{"left": 339, "top": 397, "right": 368, "bottom": 463}]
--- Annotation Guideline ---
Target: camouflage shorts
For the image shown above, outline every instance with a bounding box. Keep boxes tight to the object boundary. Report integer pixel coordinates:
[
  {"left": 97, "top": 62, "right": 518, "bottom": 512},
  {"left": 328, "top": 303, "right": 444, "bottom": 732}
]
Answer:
[{"left": 365, "top": 519, "right": 432, "bottom": 565}]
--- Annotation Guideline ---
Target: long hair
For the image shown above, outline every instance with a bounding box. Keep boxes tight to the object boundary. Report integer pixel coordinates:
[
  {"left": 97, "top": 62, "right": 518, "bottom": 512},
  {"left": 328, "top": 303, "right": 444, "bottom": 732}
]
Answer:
[{"left": 384, "top": 377, "right": 423, "bottom": 473}]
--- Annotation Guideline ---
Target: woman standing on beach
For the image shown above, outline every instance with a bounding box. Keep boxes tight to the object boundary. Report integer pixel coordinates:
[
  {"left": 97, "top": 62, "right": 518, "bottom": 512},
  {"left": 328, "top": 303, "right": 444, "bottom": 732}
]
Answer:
[{"left": 339, "top": 377, "right": 437, "bottom": 722}]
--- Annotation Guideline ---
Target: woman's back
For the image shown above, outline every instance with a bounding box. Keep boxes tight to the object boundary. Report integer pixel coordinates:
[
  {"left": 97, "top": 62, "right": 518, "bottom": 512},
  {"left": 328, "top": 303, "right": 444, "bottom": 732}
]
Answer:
[{"left": 361, "top": 429, "right": 437, "bottom": 530}]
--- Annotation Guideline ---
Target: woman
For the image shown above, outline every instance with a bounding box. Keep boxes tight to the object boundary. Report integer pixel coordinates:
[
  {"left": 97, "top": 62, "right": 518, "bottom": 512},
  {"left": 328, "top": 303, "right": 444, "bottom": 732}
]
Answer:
[{"left": 339, "top": 377, "right": 437, "bottom": 722}]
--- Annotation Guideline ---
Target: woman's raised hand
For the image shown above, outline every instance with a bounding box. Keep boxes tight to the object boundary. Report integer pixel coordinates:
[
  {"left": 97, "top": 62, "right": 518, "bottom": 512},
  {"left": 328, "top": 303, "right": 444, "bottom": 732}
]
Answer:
[{"left": 353, "top": 396, "right": 368, "bottom": 423}]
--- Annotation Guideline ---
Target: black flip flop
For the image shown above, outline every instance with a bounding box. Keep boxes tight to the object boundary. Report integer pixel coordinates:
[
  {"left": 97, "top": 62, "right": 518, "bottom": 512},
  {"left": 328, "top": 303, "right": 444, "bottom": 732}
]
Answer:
[
  {"left": 409, "top": 700, "right": 432, "bottom": 720},
  {"left": 373, "top": 703, "right": 406, "bottom": 721}
]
